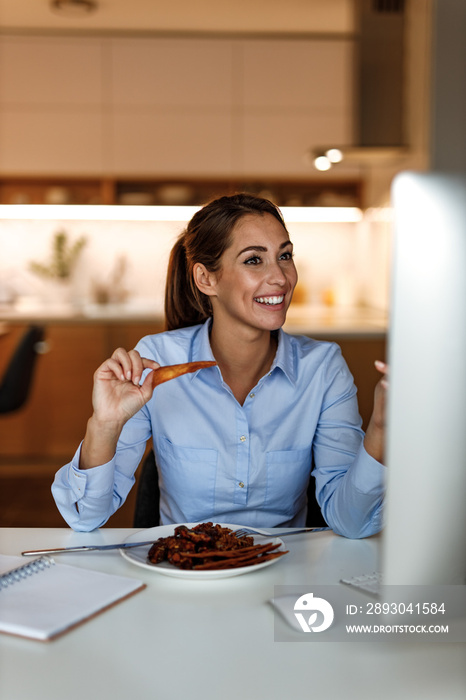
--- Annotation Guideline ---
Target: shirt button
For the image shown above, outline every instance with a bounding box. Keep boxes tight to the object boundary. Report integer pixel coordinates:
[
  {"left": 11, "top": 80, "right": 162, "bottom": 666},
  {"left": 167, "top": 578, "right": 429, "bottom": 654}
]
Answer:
[
  {"left": 239, "top": 482, "right": 245, "bottom": 488},
  {"left": 240, "top": 435, "right": 246, "bottom": 442},
  {"left": 249, "top": 392, "right": 255, "bottom": 398}
]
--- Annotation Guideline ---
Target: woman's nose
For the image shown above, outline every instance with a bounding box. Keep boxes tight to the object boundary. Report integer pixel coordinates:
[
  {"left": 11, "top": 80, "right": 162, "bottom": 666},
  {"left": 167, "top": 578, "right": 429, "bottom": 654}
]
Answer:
[{"left": 266, "top": 261, "right": 287, "bottom": 286}]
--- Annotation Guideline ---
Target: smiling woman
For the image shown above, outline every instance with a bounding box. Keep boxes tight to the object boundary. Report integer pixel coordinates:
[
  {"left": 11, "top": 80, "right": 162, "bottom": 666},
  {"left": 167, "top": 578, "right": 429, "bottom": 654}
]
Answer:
[{"left": 52, "top": 193, "right": 387, "bottom": 538}]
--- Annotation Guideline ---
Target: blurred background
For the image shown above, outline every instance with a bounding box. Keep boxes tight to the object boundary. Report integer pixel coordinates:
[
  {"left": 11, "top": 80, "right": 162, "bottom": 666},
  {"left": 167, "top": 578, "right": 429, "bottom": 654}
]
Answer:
[{"left": 0, "top": 0, "right": 463, "bottom": 527}]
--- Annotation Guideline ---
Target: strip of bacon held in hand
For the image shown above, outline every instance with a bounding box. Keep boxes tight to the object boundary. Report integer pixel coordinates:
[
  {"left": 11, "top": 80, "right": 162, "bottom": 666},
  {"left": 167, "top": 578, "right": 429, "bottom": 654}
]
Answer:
[
  {"left": 147, "top": 522, "right": 288, "bottom": 570},
  {"left": 151, "top": 361, "right": 217, "bottom": 388}
]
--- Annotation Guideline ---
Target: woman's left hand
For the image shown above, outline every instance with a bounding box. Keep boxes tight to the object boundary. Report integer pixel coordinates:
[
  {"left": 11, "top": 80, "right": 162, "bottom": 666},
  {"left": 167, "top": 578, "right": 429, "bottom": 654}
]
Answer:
[{"left": 363, "top": 360, "right": 389, "bottom": 464}]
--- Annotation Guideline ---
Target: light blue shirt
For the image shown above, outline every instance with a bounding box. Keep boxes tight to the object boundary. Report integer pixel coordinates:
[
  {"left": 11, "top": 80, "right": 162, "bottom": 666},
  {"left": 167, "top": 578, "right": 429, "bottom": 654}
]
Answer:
[{"left": 52, "top": 319, "right": 385, "bottom": 537}]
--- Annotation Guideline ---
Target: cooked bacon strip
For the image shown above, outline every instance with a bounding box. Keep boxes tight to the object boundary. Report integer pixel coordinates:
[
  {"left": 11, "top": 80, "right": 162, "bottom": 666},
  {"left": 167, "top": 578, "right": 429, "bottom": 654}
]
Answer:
[
  {"left": 194, "top": 549, "right": 288, "bottom": 570},
  {"left": 185, "top": 543, "right": 281, "bottom": 559},
  {"left": 197, "top": 552, "right": 287, "bottom": 571},
  {"left": 151, "top": 361, "right": 217, "bottom": 388}
]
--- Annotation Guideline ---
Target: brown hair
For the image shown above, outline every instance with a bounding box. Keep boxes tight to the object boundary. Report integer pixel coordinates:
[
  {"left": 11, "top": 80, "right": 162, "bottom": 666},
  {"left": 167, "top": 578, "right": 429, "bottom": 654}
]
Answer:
[{"left": 164, "top": 193, "right": 288, "bottom": 330}]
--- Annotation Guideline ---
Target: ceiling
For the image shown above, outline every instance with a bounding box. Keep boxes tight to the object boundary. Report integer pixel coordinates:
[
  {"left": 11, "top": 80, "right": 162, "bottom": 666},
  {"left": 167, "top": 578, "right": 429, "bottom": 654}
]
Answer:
[{"left": 0, "top": 0, "right": 356, "bottom": 35}]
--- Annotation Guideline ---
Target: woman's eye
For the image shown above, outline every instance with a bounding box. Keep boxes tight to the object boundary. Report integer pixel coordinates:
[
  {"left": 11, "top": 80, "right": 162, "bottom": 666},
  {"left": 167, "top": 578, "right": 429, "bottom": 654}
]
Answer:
[
  {"left": 244, "top": 255, "right": 261, "bottom": 265},
  {"left": 280, "top": 251, "right": 293, "bottom": 261}
]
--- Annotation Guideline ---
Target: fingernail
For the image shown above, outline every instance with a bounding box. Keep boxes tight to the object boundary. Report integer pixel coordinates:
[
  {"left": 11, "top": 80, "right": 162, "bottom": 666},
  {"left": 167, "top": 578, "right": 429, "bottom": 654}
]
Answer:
[{"left": 126, "top": 371, "right": 131, "bottom": 379}]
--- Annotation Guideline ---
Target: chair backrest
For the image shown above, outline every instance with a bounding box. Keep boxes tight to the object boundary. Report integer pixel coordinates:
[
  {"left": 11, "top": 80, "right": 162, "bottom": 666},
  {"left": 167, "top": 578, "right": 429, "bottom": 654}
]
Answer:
[
  {"left": 0, "top": 325, "right": 45, "bottom": 414},
  {"left": 305, "top": 478, "right": 328, "bottom": 528},
  {"left": 133, "top": 449, "right": 161, "bottom": 528}
]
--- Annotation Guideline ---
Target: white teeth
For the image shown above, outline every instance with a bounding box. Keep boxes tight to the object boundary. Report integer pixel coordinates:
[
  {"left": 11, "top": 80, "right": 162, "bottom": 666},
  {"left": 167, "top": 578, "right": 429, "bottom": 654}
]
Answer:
[{"left": 254, "top": 295, "right": 284, "bottom": 305}]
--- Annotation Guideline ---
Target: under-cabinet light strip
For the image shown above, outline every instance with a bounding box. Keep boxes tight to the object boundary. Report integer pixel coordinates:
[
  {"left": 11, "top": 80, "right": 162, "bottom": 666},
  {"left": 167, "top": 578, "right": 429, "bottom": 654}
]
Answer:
[{"left": 0, "top": 204, "right": 362, "bottom": 224}]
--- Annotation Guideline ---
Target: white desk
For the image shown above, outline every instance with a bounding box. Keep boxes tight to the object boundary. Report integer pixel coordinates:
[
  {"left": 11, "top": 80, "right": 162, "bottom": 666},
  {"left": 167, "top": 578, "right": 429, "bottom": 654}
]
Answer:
[{"left": 0, "top": 527, "right": 464, "bottom": 700}]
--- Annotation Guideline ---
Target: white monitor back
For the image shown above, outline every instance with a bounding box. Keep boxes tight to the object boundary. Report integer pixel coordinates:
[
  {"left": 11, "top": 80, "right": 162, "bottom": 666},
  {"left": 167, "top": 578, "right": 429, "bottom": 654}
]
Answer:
[{"left": 383, "top": 171, "right": 466, "bottom": 585}]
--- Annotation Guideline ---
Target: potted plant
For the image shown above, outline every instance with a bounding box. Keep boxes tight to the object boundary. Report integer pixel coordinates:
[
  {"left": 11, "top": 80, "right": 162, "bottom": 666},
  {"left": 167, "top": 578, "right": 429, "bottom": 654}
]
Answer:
[{"left": 29, "top": 230, "right": 87, "bottom": 305}]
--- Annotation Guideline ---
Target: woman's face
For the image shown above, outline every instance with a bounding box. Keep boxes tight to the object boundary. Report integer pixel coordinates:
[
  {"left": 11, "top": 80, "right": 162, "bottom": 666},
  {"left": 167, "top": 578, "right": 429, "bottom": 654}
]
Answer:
[{"left": 206, "top": 212, "right": 298, "bottom": 334}]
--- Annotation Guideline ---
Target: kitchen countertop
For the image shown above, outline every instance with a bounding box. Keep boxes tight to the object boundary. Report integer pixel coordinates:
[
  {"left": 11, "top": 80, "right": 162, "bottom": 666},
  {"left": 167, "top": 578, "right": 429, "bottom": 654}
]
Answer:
[
  {"left": 0, "top": 302, "right": 388, "bottom": 339},
  {"left": 284, "top": 304, "right": 387, "bottom": 338}
]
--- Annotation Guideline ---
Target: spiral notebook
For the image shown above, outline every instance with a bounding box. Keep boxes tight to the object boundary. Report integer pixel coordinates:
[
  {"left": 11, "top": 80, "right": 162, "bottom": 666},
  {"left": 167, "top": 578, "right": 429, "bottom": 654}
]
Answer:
[{"left": 0, "top": 554, "right": 146, "bottom": 642}]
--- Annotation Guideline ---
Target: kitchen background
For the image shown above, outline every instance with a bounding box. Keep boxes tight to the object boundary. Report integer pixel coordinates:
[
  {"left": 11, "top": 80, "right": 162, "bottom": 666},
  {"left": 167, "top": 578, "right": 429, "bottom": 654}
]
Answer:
[
  {"left": 0, "top": 212, "right": 390, "bottom": 316},
  {"left": 1, "top": 0, "right": 461, "bottom": 527}
]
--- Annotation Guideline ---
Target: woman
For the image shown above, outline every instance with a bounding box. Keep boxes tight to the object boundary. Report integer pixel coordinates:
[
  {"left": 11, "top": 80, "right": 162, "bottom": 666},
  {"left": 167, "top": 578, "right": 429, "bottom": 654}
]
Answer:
[{"left": 52, "top": 194, "right": 387, "bottom": 536}]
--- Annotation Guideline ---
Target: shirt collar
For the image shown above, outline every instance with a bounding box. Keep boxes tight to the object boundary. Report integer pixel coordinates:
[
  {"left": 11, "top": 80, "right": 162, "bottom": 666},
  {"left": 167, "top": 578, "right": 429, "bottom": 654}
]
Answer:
[
  {"left": 270, "top": 329, "right": 297, "bottom": 385},
  {"left": 188, "top": 319, "right": 216, "bottom": 380},
  {"left": 192, "top": 319, "right": 296, "bottom": 386}
]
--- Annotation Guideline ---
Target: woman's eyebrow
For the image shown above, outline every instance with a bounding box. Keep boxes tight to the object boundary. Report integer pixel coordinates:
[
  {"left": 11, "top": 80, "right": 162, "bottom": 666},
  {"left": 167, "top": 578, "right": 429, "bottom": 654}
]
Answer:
[{"left": 236, "top": 241, "right": 293, "bottom": 257}]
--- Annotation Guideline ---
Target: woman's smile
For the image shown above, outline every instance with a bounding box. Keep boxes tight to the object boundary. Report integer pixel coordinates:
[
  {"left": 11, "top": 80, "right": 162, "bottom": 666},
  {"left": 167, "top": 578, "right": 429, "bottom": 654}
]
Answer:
[{"left": 253, "top": 294, "right": 285, "bottom": 306}]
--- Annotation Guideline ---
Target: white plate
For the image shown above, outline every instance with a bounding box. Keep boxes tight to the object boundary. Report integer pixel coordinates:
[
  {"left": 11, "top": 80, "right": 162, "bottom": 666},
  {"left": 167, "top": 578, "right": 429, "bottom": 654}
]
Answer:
[{"left": 120, "top": 523, "right": 287, "bottom": 580}]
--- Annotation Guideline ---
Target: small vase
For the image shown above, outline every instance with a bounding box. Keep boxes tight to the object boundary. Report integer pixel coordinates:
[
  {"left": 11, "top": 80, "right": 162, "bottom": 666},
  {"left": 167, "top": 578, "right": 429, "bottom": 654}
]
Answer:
[{"left": 41, "top": 278, "right": 73, "bottom": 309}]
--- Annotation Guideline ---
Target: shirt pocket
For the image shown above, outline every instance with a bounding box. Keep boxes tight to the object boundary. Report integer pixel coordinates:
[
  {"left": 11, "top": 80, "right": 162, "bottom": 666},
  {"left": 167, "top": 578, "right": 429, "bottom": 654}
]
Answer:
[
  {"left": 265, "top": 448, "right": 312, "bottom": 519},
  {"left": 157, "top": 438, "right": 218, "bottom": 522}
]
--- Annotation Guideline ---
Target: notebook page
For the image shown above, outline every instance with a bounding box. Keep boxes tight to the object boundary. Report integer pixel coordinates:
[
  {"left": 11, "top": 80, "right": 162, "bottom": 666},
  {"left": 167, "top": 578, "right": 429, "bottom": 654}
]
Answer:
[{"left": 0, "top": 554, "right": 145, "bottom": 641}]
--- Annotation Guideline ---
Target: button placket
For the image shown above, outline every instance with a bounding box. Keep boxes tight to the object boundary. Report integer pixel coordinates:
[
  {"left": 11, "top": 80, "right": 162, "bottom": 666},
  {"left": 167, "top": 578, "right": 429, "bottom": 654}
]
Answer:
[{"left": 235, "top": 408, "right": 250, "bottom": 504}]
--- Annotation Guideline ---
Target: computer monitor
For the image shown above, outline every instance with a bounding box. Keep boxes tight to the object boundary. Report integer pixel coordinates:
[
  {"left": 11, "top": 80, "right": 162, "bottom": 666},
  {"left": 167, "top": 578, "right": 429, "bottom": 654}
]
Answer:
[{"left": 382, "top": 171, "right": 466, "bottom": 585}]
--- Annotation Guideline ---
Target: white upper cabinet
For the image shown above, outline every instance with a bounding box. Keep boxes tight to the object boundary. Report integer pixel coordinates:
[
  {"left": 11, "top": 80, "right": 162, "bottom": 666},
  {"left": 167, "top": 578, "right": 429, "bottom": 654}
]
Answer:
[
  {"left": 0, "top": 34, "right": 354, "bottom": 177},
  {"left": 0, "top": 36, "right": 105, "bottom": 173},
  {"left": 107, "top": 37, "right": 235, "bottom": 175},
  {"left": 108, "top": 37, "right": 234, "bottom": 108},
  {"left": 240, "top": 39, "right": 353, "bottom": 111},
  {"left": 235, "top": 38, "right": 354, "bottom": 176},
  {"left": 0, "top": 36, "right": 104, "bottom": 106}
]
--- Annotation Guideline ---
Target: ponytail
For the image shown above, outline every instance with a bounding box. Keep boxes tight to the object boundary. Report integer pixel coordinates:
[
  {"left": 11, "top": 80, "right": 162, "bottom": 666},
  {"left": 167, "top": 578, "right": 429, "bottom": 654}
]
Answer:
[
  {"left": 164, "top": 235, "right": 210, "bottom": 331},
  {"left": 164, "top": 193, "right": 288, "bottom": 331}
]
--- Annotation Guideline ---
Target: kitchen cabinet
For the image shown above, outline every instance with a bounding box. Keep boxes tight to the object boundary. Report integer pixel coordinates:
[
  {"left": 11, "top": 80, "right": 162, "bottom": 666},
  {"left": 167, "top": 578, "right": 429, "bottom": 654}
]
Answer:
[
  {"left": 0, "top": 33, "right": 355, "bottom": 180},
  {"left": 0, "top": 321, "right": 162, "bottom": 460},
  {"left": 337, "top": 337, "right": 386, "bottom": 431},
  {"left": 0, "top": 32, "right": 360, "bottom": 206},
  {"left": 0, "top": 176, "right": 115, "bottom": 205},
  {"left": 0, "top": 321, "right": 162, "bottom": 528},
  {"left": 0, "top": 174, "right": 362, "bottom": 207}
]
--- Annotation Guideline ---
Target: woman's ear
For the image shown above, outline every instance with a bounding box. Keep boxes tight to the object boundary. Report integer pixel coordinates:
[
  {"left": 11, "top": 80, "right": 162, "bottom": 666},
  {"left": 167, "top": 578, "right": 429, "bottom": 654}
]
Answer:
[{"left": 193, "top": 263, "right": 217, "bottom": 298}]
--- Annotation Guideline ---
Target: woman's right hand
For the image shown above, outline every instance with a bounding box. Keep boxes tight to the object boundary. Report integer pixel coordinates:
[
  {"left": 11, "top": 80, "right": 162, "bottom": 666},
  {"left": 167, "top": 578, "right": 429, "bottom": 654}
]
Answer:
[
  {"left": 80, "top": 348, "right": 159, "bottom": 470},
  {"left": 91, "top": 347, "right": 160, "bottom": 426},
  {"left": 363, "top": 360, "right": 389, "bottom": 465}
]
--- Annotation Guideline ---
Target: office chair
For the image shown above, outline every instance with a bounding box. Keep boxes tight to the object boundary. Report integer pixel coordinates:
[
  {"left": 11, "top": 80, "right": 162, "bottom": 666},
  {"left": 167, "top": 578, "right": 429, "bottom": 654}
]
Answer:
[
  {"left": 133, "top": 449, "right": 328, "bottom": 529},
  {"left": 0, "top": 325, "right": 45, "bottom": 414},
  {"left": 133, "top": 449, "right": 161, "bottom": 528}
]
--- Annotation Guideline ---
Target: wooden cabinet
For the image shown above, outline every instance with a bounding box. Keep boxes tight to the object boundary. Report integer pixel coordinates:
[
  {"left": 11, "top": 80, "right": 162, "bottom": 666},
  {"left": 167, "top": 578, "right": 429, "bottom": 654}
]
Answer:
[
  {"left": 0, "top": 322, "right": 162, "bottom": 460},
  {"left": 0, "top": 176, "right": 115, "bottom": 205},
  {"left": 0, "top": 321, "right": 163, "bottom": 528},
  {"left": 337, "top": 337, "right": 387, "bottom": 431},
  {"left": 0, "top": 175, "right": 362, "bottom": 208}
]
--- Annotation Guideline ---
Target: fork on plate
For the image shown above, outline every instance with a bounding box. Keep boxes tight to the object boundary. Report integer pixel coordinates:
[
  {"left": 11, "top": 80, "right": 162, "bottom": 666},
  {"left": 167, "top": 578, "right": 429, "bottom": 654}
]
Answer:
[{"left": 234, "top": 526, "right": 329, "bottom": 538}]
